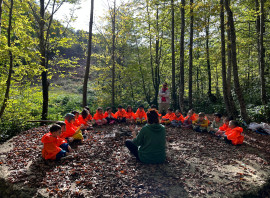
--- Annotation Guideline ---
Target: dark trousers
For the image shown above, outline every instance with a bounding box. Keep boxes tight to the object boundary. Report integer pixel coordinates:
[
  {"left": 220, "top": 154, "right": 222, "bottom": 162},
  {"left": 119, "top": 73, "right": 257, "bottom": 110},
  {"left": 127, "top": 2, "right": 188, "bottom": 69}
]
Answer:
[
  {"left": 125, "top": 139, "right": 140, "bottom": 161},
  {"left": 118, "top": 117, "right": 126, "bottom": 123},
  {"left": 56, "top": 150, "right": 66, "bottom": 160}
]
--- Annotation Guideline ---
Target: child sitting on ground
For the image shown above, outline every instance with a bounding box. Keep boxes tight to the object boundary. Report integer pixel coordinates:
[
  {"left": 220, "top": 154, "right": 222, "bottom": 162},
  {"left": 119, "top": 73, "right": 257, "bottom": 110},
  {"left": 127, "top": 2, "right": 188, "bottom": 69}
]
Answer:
[
  {"left": 171, "top": 110, "right": 184, "bottom": 128},
  {"left": 193, "top": 112, "right": 209, "bottom": 132},
  {"left": 41, "top": 124, "right": 72, "bottom": 160},
  {"left": 161, "top": 108, "right": 175, "bottom": 125},
  {"left": 215, "top": 116, "right": 232, "bottom": 136},
  {"left": 208, "top": 113, "right": 223, "bottom": 134},
  {"left": 92, "top": 107, "right": 107, "bottom": 126},
  {"left": 149, "top": 104, "right": 162, "bottom": 118},
  {"left": 223, "top": 120, "right": 244, "bottom": 145},
  {"left": 135, "top": 105, "right": 147, "bottom": 124},
  {"left": 72, "top": 110, "right": 80, "bottom": 127},
  {"left": 84, "top": 106, "right": 93, "bottom": 122},
  {"left": 126, "top": 105, "right": 136, "bottom": 124},
  {"left": 182, "top": 110, "right": 194, "bottom": 129},
  {"left": 104, "top": 107, "right": 117, "bottom": 124},
  {"left": 184, "top": 109, "right": 198, "bottom": 122},
  {"left": 60, "top": 113, "right": 83, "bottom": 142},
  {"left": 77, "top": 109, "right": 93, "bottom": 130},
  {"left": 115, "top": 105, "right": 127, "bottom": 123}
]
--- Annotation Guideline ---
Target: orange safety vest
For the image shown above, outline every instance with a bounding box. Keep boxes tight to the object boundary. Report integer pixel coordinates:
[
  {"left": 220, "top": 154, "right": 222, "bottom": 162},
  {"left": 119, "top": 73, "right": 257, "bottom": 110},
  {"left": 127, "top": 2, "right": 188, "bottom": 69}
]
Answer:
[
  {"left": 115, "top": 109, "right": 127, "bottom": 118},
  {"left": 135, "top": 109, "right": 147, "bottom": 119},
  {"left": 225, "top": 127, "right": 244, "bottom": 145},
  {"left": 41, "top": 133, "right": 62, "bottom": 160}
]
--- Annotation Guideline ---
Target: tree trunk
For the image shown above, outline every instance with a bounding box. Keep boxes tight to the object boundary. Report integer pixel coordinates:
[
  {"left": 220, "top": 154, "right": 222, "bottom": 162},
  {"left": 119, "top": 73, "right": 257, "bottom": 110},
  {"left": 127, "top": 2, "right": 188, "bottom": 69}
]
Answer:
[
  {"left": 83, "top": 0, "right": 94, "bottom": 107},
  {"left": 40, "top": 0, "right": 48, "bottom": 121},
  {"left": 111, "top": 0, "right": 116, "bottom": 108},
  {"left": 206, "top": 16, "right": 211, "bottom": 94},
  {"left": 0, "top": 0, "right": 3, "bottom": 35},
  {"left": 260, "top": 0, "right": 267, "bottom": 104},
  {"left": 171, "top": 0, "right": 176, "bottom": 109},
  {"left": 0, "top": 0, "right": 13, "bottom": 119},
  {"left": 179, "top": 0, "right": 185, "bottom": 113},
  {"left": 225, "top": 0, "right": 250, "bottom": 122},
  {"left": 219, "top": 0, "right": 231, "bottom": 117},
  {"left": 188, "top": 0, "right": 194, "bottom": 110}
]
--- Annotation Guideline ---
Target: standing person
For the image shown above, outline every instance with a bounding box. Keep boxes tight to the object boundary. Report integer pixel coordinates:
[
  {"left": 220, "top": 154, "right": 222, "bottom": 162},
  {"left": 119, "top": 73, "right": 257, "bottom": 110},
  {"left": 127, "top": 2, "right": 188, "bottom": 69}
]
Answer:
[
  {"left": 125, "top": 110, "right": 166, "bottom": 164},
  {"left": 158, "top": 82, "right": 170, "bottom": 115}
]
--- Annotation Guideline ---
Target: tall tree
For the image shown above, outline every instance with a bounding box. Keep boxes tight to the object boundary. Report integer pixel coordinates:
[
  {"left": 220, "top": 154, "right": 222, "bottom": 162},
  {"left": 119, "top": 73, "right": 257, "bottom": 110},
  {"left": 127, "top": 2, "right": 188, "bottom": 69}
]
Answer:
[
  {"left": 83, "top": 0, "right": 94, "bottom": 107},
  {"left": 205, "top": 15, "right": 211, "bottom": 95},
  {"left": 188, "top": 0, "right": 194, "bottom": 109},
  {"left": 259, "top": 0, "right": 267, "bottom": 104},
  {"left": 179, "top": 0, "right": 185, "bottom": 113},
  {"left": 225, "top": 0, "right": 250, "bottom": 122},
  {"left": 171, "top": 0, "right": 176, "bottom": 109},
  {"left": 0, "top": 0, "right": 13, "bottom": 119},
  {"left": 219, "top": 0, "right": 231, "bottom": 117},
  {"left": 111, "top": 0, "right": 116, "bottom": 108},
  {"left": 0, "top": 0, "right": 2, "bottom": 35}
]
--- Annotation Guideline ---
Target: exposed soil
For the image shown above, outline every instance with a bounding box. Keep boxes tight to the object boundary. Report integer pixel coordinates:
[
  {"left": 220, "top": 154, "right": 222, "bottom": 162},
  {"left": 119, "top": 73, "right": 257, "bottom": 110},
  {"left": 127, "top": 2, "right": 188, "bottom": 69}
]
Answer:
[{"left": 0, "top": 124, "right": 269, "bottom": 198}]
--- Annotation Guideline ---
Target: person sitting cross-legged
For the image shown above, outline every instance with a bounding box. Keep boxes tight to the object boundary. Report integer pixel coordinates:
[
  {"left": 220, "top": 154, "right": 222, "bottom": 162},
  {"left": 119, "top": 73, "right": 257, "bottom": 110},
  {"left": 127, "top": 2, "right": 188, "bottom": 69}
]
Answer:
[{"left": 125, "top": 110, "right": 166, "bottom": 164}]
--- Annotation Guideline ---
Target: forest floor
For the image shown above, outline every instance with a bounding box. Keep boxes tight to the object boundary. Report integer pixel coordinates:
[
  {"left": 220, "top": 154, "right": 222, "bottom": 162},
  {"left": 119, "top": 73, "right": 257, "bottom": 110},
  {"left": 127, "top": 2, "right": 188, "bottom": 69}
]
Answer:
[{"left": 0, "top": 122, "right": 270, "bottom": 198}]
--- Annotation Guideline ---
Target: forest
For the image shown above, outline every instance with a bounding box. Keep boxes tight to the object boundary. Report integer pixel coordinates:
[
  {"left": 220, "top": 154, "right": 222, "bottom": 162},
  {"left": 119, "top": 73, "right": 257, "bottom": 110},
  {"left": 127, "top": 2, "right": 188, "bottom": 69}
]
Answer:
[{"left": 0, "top": 0, "right": 270, "bottom": 141}]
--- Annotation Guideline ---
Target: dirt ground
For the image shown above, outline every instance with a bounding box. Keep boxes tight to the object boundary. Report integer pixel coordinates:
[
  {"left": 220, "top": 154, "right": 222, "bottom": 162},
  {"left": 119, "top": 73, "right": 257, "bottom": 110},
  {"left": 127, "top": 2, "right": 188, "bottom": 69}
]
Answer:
[{"left": 0, "top": 123, "right": 270, "bottom": 198}]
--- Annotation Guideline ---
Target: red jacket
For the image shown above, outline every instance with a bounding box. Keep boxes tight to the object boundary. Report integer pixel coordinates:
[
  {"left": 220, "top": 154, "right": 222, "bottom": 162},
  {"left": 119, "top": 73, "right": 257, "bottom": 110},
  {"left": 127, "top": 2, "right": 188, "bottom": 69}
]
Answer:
[
  {"left": 77, "top": 115, "right": 88, "bottom": 126},
  {"left": 115, "top": 109, "right": 127, "bottom": 118},
  {"left": 135, "top": 109, "right": 147, "bottom": 119},
  {"left": 219, "top": 123, "right": 229, "bottom": 131},
  {"left": 103, "top": 111, "right": 116, "bottom": 119},
  {"left": 162, "top": 113, "right": 175, "bottom": 121},
  {"left": 60, "top": 120, "right": 76, "bottom": 138},
  {"left": 225, "top": 127, "right": 244, "bottom": 145},
  {"left": 184, "top": 113, "right": 198, "bottom": 121},
  {"left": 73, "top": 118, "right": 80, "bottom": 127},
  {"left": 126, "top": 111, "right": 136, "bottom": 120},
  {"left": 173, "top": 114, "right": 184, "bottom": 122},
  {"left": 86, "top": 114, "right": 93, "bottom": 121},
  {"left": 41, "top": 133, "right": 62, "bottom": 160},
  {"left": 93, "top": 110, "right": 104, "bottom": 120}
]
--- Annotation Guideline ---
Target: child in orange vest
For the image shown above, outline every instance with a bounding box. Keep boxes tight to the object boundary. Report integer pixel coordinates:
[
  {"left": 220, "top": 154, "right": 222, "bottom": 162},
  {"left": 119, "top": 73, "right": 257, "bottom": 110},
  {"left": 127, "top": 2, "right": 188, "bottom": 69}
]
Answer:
[
  {"left": 41, "top": 124, "right": 72, "bottom": 160},
  {"left": 215, "top": 116, "right": 232, "bottom": 136},
  {"left": 223, "top": 120, "right": 244, "bottom": 145},
  {"left": 126, "top": 105, "right": 136, "bottom": 124},
  {"left": 92, "top": 107, "right": 107, "bottom": 126},
  {"left": 149, "top": 104, "right": 162, "bottom": 119},
  {"left": 60, "top": 113, "right": 83, "bottom": 142},
  {"left": 182, "top": 110, "right": 193, "bottom": 129},
  {"left": 72, "top": 110, "right": 80, "bottom": 127},
  {"left": 104, "top": 107, "right": 117, "bottom": 124},
  {"left": 84, "top": 106, "right": 93, "bottom": 122},
  {"left": 161, "top": 108, "right": 175, "bottom": 125},
  {"left": 193, "top": 112, "right": 209, "bottom": 132},
  {"left": 135, "top": 105, "right": 147, "bottom": 124},
  {"left": 171, "top": 110, "right": 184, "bottom": 127},
  {"left": 115, "top": 105, "right": 127, "bottom": 123}
]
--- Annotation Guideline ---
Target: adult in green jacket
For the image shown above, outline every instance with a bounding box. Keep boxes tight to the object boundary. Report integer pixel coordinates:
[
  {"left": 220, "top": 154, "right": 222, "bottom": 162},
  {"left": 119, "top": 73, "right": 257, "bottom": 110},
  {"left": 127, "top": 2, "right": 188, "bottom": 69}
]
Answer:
[{"left": 125, "top": 110, "right": 166, "bottom": 164}]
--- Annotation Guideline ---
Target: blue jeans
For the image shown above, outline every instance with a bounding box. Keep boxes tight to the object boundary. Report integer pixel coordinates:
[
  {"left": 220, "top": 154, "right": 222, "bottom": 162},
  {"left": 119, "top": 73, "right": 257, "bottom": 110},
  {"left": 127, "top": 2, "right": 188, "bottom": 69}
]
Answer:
[
  {"left": 171, "top": 120, "right": 182, "bottom": 127},
  {"left": 56, "top": 150, "right": 66, "bottom": 160},
  {"left": 60, "top": 143, "right": 69, "bottom": 152}
]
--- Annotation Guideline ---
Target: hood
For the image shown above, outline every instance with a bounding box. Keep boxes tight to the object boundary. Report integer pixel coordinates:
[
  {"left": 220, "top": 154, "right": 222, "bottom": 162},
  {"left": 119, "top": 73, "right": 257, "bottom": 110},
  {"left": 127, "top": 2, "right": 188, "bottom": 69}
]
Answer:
[
  {"left": 145, "top": 123, "right": 164, "bottom": 132},
  {"left": 41, "top": 132, "right": 55, "bottom": 143},
  {"left": 235, "top": 126, "right": 243, "bottom": 133}
]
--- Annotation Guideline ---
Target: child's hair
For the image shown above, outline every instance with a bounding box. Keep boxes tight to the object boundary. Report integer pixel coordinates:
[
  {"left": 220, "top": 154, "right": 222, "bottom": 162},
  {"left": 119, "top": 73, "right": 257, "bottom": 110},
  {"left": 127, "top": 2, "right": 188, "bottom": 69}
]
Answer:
[
  {"left": 229, "top": 120, "right": 239, "bottom": 127},
  {"left": 224, "top": 116, "right": 233, "bottom": 122},
  {"left": 65, "top": 113, "right": 75, "bottom": 122},
  {"left": 50, "top": 124, "right": 61, "bottom": 132},
  {"left": 175, "top": 109, "right": 180, "bottom": 114},
  {"left": 106, "top": 107, "right": 112, "bottom": 111},
  {"left": 84, "top": 106, "right": 90, "bottom": 111},
  {"left": 139, "top": 104, "right": 144, "bottom": 108},
  {"left": 151, "top": 104, "right": 157, "bottom": 109},
  {"left": 118, "top": 105, "right": 123, "bottom": 108},
  {"left": 56, "top": 121, "right": 66, "bottom": 127},
  {"left": 126, "top": 105, "right": 132, "bottom": 111},
  {"left": 97, "top": 107, "right": 103, "bottom": 111},
  {"left": 213, "top": 113, "right": 222, "bottom": 118},
  {"left": 168, "top": 108, "right": 173, "bottom": 112},
  {"left": 71, "top": 110, "right": 79, "bottom": 115},
  {"left": 198, "top": 112, "right": 205, "bottom": 117},
  {"left": 147, "top": 110, "right": 159, "bottom": 124},
  {"left": 81, "top": 109, "right": 89, "bottom": 119}
]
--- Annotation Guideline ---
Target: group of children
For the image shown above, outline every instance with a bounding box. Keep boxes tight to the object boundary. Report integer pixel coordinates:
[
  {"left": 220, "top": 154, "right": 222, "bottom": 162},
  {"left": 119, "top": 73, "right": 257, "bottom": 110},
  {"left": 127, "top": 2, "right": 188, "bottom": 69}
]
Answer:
[{"left": 41, "top": 105, "right": 244, "bottom": 161}]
